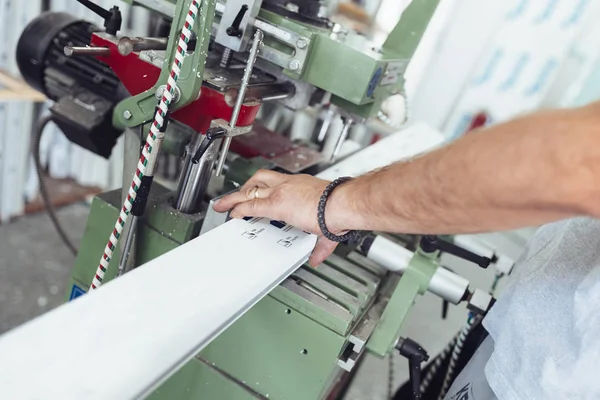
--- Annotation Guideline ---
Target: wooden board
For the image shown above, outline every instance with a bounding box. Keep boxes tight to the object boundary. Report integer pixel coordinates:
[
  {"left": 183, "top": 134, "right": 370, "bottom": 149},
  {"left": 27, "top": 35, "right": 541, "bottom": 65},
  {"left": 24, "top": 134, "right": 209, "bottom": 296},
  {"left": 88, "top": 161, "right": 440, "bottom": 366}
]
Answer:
[
  {"left": 0, "top": 70, "right": 46, "bottom": 102},
  {"left": 24, "top": 176, "right": 101, "bottom": 215}
]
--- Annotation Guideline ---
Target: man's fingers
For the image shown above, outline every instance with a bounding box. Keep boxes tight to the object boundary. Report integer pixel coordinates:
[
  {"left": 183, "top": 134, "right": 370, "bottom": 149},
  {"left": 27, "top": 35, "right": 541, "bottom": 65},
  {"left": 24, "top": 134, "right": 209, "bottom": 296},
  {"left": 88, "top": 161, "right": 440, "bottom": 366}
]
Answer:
[
  {"left": 308, "top": 236, "right": 338, "bottom": 267},
  {"left": 230, "top": 199, "right": 272, "bottom": 220},
  {"left": 213, "top": 186, "right": 276, "bottom": 213},
  {"left": 213, "top": 190, "right": 248, "bottom": 212},
  {"left": 248, "top": 169, "right": 288, "bottom": 187},
  {"left": 239, "top": 169, "right": 286, "bottom": 193},
  {"left": 214, "top": 170, "right": 284, "bottom": 213}
]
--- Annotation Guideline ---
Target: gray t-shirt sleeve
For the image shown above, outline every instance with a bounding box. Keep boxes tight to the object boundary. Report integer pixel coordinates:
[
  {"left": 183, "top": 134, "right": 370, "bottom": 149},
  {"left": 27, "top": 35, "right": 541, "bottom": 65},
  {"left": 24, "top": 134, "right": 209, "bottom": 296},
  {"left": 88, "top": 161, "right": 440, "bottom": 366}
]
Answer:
[{"left": 483, "top": 217, "right": 600, "bottom": 399}]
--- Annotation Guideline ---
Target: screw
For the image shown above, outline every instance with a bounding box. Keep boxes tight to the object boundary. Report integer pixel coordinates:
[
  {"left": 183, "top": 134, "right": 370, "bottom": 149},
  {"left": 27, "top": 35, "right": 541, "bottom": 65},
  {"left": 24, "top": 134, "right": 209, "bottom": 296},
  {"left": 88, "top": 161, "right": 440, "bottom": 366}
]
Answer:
[
  {"left": 296, "top": 38, "right": 308, "bottom": 49},
  {"left": 155, "top": 85, "right": 166, "bottom": 99},
  {"left": 123, "top": 110, "right": 132, "bottom": 120},
  {"left": 155, "top": 85, "right": 181, "bottom": 102},
  {"left": 288, "top": 59, "right": 301, "bottom": 71}
]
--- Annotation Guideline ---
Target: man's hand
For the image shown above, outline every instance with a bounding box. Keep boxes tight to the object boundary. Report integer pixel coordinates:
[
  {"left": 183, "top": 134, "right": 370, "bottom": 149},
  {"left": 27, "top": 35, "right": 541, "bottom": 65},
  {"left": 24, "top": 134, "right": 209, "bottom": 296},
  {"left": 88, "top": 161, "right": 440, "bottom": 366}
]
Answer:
[{"left": 213, "top": 170, "right": 339, "bottom": 266}]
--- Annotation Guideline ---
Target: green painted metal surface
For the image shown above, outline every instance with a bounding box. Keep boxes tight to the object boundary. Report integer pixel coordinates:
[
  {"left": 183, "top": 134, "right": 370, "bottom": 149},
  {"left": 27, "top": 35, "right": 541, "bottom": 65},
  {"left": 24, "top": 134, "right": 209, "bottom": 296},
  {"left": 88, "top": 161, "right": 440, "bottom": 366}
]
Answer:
[
  {"left": 162, "top": 123, "right": 194, "bottom": 157},
  {"left": 143, "top": 193, "right": 205, "bottom": 244},
  {"left": 269, "top": 284, "right": 353, "bottom": 335},
  {"left": 383, "top": 0, "right": 440, "bottom": 58},
  {"left": 66, "top": 192, "right": 122, "bottom": 296},
  {"left": 199, "top": 295, "right": 346, "bottom": 400},
  {"left": 366, "top": 253, "right": 437, "bottom": 357},
  {"left": 114, "top": 0, "right": 217, "bottom": 129},
  {"left": 303, "top": 34, "right": 388, "bottom": 105},
  {"left": 148, "top": 359, "right": 257, "bottom": 400}
]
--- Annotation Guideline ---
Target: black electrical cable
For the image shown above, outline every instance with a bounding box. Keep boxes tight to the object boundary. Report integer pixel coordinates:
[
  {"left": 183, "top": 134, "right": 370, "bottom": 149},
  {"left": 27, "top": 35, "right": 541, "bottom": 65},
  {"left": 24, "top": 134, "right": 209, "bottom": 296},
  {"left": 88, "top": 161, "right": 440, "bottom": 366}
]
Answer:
[{"left": 33, "top": 115, "right": 78, "bottom": 256}]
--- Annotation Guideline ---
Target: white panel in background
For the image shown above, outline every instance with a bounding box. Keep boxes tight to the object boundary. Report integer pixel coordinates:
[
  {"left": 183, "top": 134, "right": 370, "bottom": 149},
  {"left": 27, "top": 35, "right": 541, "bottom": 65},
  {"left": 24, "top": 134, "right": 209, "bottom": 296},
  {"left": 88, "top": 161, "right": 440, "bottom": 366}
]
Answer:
[
  {"left": 544, "top": 1, "right": 600, "bottom": 108},
  {"left": 403, "top": 0, "right": 458, "bottom": 101},
  {"left": 443, "top": 0, "right": 593, "bottom": 139},
  {"left": 317, "top": 122, "right": 445, "bottom": 180},
  {"left": 24, "top": 158, "right": 39, "bottom": 203},
  {"left": 0, "top": 103, "right": 6, "bottom": 223},
  {"left": 409, "top": 0, "right": 514, "bottom": 131},
  {"left": 48, "top": 129, "right": 72, "bottom": 179},
  {"left": 0, "top": 218, "right": 317, "bottom": 400},
  {"left": 8, "top": 102, "right": 34, "bottom": 218}
]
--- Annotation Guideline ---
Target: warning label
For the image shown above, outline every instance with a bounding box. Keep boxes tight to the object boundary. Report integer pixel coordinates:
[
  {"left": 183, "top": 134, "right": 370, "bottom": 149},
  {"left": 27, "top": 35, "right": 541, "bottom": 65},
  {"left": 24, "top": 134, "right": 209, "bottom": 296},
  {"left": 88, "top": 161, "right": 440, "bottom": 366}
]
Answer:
[{"left": 69, "top": 284, "right": 86, "bottom": 301}]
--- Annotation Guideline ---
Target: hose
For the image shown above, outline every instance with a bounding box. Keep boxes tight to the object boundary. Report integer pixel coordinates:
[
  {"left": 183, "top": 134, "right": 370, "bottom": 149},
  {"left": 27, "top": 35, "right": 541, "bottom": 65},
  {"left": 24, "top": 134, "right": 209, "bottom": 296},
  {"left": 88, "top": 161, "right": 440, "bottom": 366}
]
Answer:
[
  {"left": 419, "top": 334, "right": 458, "bottom": 394},
  {"left": 33, "top": 115, "right": 78, "bottom": 256},
  {"left": 89, "top": 0, "right": 202, "bottom": 290},
  {"left": 437, "top": 314, "right": 478, "bottom": 400},
  {"left": 388, "top": 351, "right": 395, "bottom": 399}
]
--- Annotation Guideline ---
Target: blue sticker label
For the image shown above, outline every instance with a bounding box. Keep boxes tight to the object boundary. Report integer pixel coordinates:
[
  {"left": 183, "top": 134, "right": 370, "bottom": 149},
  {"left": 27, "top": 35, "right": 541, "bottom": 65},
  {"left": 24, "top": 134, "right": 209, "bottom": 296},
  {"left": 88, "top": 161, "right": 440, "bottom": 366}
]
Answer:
[
  {"left": 69, "top": 284, "right": 86, "bottom": 301},
  {"left": 367, "top": 68, "right": 383, "bottom": 98}
]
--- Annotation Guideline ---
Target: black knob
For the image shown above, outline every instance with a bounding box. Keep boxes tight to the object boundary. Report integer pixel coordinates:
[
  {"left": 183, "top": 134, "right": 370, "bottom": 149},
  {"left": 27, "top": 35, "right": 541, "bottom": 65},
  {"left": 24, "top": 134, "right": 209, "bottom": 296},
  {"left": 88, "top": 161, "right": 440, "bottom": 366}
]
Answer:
[
  {"left": 226, "top": 5, "right": 249, "bottom": 38},
  {"left": 76, "top": 0, "right": 122, "bottom": 35}
]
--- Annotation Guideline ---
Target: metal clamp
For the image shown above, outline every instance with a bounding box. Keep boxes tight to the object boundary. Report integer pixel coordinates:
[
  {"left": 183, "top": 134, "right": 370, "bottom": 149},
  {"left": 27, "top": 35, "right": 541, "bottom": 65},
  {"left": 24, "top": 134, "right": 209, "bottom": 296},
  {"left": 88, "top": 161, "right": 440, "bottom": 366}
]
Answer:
[
  {"left": 210, "top": 118, "right": 252, "bottom": 138},
  {"left": 214, "top": 2, "right": 312, "bottom": 74},
  {"left": 254, "top": 19, "right": 311, "bottom": 74}
]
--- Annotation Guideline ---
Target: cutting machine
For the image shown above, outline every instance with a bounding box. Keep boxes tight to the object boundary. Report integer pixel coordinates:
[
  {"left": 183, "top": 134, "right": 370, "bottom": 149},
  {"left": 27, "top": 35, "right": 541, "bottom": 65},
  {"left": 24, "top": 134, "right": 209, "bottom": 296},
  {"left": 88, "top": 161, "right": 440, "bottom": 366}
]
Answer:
[{"left": 14, "top": 1, "right": 500, "bottom": 399}]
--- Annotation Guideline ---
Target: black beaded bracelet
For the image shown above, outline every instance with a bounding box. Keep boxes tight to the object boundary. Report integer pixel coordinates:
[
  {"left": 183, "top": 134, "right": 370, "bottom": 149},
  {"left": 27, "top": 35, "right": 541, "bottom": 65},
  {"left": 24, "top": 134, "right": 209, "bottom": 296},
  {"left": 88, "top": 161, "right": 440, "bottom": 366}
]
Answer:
[{"left": 317, "top": 177, "right": 359, "bottom": 243}]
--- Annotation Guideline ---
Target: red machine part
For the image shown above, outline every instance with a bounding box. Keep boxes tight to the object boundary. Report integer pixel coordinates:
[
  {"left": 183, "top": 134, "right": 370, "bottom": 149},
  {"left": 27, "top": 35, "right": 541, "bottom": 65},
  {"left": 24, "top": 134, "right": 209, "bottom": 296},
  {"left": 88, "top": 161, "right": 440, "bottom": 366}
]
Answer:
[{"left": 91, "top": 34, "right": 261, "bottom": 134}]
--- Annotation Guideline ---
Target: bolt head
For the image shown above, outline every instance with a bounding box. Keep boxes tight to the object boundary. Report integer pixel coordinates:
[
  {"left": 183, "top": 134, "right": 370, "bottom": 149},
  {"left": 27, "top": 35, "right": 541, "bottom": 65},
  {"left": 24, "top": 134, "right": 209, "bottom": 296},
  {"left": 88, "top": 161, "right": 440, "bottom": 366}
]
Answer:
[
  {"left": 288, "top": 60, "right": 301, "bottom": 71},
  {"left": 296, "top": 39, "right": 308, "bottom": 49},
  {"left": 123, "top": 110, "right": 132, "bottom": 120},
  {"left": 155, "top": 86, "right": 165, "bottom": 100}
]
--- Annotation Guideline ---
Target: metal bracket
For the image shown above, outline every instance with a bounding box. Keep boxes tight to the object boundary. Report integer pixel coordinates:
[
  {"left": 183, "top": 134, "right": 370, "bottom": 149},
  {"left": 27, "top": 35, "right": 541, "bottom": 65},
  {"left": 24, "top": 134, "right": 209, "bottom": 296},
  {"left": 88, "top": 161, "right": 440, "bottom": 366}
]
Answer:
[
  {"left": 214, "top": 2, "right": 311, "bottom": 74},
  {"left": 215, "top": 0, "right": 263, "bottom": 52},
  {"left": 211, "top": 118, "right": 252, "bottom": 137},
  {"left": 114, "top": 0, "right": 217, "bottom": 128}
]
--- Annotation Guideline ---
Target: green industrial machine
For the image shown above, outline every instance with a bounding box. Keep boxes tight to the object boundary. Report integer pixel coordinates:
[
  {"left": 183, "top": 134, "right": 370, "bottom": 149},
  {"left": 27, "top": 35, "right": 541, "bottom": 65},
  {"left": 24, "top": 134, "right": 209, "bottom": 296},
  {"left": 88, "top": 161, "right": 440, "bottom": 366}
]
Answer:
[
  {"left": 65, "top": 184, "right": 454, "bottom": 400},
  {"left": 20, "top": 0, "right": 472, "bottom": 398}
]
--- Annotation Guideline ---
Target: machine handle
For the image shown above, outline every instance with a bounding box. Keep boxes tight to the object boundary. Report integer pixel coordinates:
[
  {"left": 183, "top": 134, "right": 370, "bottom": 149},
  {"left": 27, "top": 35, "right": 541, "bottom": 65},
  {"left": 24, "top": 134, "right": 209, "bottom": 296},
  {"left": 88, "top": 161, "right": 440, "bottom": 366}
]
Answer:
[
  {"left": 76, "top": 0, "right": 122, "bottom": 35},
  {"left": 191, "top": 127, "right": 227, "bottom": 164},
  {"left": 397, "top": 337, "right": 429, "bottom": 400},
  {"left": 420, "top": 236, "right": 491, "bottom": 269},
  {"left": 226, "top": 5, "right": 249, "bottom": 37}
]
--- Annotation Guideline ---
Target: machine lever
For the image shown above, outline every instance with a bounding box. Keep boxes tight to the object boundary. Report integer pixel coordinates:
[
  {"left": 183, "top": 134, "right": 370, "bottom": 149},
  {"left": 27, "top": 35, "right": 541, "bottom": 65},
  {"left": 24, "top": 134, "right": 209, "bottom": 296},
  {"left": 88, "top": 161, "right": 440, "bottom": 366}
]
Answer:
[
  {"left": 76, "top": 0, "right": 122, "bottom": 35},
  {"left": 420, "top": 236, "right": 491, "bottom": 269},
  {"left": 227, "top": 5, "right": 249, "bottom": 37},
  {"left": 192, "top": 127, "right": 227, "bottom": 164},
  {"left": 396, "top": 337, "right": 429, "bottom": 400}
]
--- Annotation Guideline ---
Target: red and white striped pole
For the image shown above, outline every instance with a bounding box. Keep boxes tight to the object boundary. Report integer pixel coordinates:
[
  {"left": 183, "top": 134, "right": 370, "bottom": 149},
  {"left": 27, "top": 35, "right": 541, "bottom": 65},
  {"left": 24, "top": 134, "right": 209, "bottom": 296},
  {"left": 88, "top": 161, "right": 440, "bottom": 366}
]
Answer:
[{"left": 90, "top": 0, "right": 201, "bottom": 290}]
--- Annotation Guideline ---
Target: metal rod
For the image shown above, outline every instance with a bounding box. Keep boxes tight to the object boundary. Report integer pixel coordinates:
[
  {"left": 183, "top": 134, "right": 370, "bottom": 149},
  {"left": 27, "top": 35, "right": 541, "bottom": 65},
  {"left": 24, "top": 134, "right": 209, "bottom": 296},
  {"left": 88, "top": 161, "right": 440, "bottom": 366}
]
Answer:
[
  {"left": 224, "top": 82, "right": 295, "bottom": 107},
  {"left": 64, "top": 46, "right": 111, "bottom": 57},
  {"left": 118, "top": 37, "right": 169, "bottom": 56},
  {"left": 175, "top": 135, "right": 223, "bottom": 213},
  {"left": 117, "top": 216, "right": 138, "bottom": 276},
  {"left": 317, "top": 107, "right": 336, "bottom": 144},
  {"left": 331, "top": 118, "right": 354, "bottom": 162},
  {"left": 214, "top": 29, "right": 264, "bottom": 177}
]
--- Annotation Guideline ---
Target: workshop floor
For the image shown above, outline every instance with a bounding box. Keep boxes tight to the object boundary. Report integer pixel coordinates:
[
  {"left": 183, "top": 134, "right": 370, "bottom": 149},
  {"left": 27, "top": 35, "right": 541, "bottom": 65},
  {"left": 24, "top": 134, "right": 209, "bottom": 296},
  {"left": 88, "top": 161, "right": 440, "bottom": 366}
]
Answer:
[
  {"left": 0, "top": 204, "right": 525, "bottom": 399},
  {"left": 0, "top": 204, "right": 88, "bottom": 334}
]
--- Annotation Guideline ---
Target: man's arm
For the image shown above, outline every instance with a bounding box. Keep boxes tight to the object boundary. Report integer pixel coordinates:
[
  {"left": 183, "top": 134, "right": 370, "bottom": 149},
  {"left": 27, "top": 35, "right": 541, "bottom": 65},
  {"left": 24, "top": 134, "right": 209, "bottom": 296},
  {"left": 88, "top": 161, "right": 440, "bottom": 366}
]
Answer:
[{"left": 214, "top": 102, "right": 600, "bottom": 264}]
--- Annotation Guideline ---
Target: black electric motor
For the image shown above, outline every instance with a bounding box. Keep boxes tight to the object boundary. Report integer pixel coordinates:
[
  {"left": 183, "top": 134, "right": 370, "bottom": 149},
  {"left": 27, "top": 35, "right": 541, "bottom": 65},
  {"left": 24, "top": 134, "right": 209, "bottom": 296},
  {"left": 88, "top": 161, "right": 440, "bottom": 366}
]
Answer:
[{"left": 16, "top": 12, "right": 128, "bottom": 158}]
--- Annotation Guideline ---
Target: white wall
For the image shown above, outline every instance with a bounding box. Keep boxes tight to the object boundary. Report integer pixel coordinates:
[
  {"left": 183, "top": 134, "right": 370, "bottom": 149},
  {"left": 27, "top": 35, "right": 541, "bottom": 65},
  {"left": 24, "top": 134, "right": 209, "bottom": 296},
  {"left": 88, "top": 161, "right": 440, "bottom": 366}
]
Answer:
[
  {"left": 0, "top": 0, "right": 151, "bottom": 223},
  {"left": 408, "top": 0, "right": 600, "bottom": 139}
]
